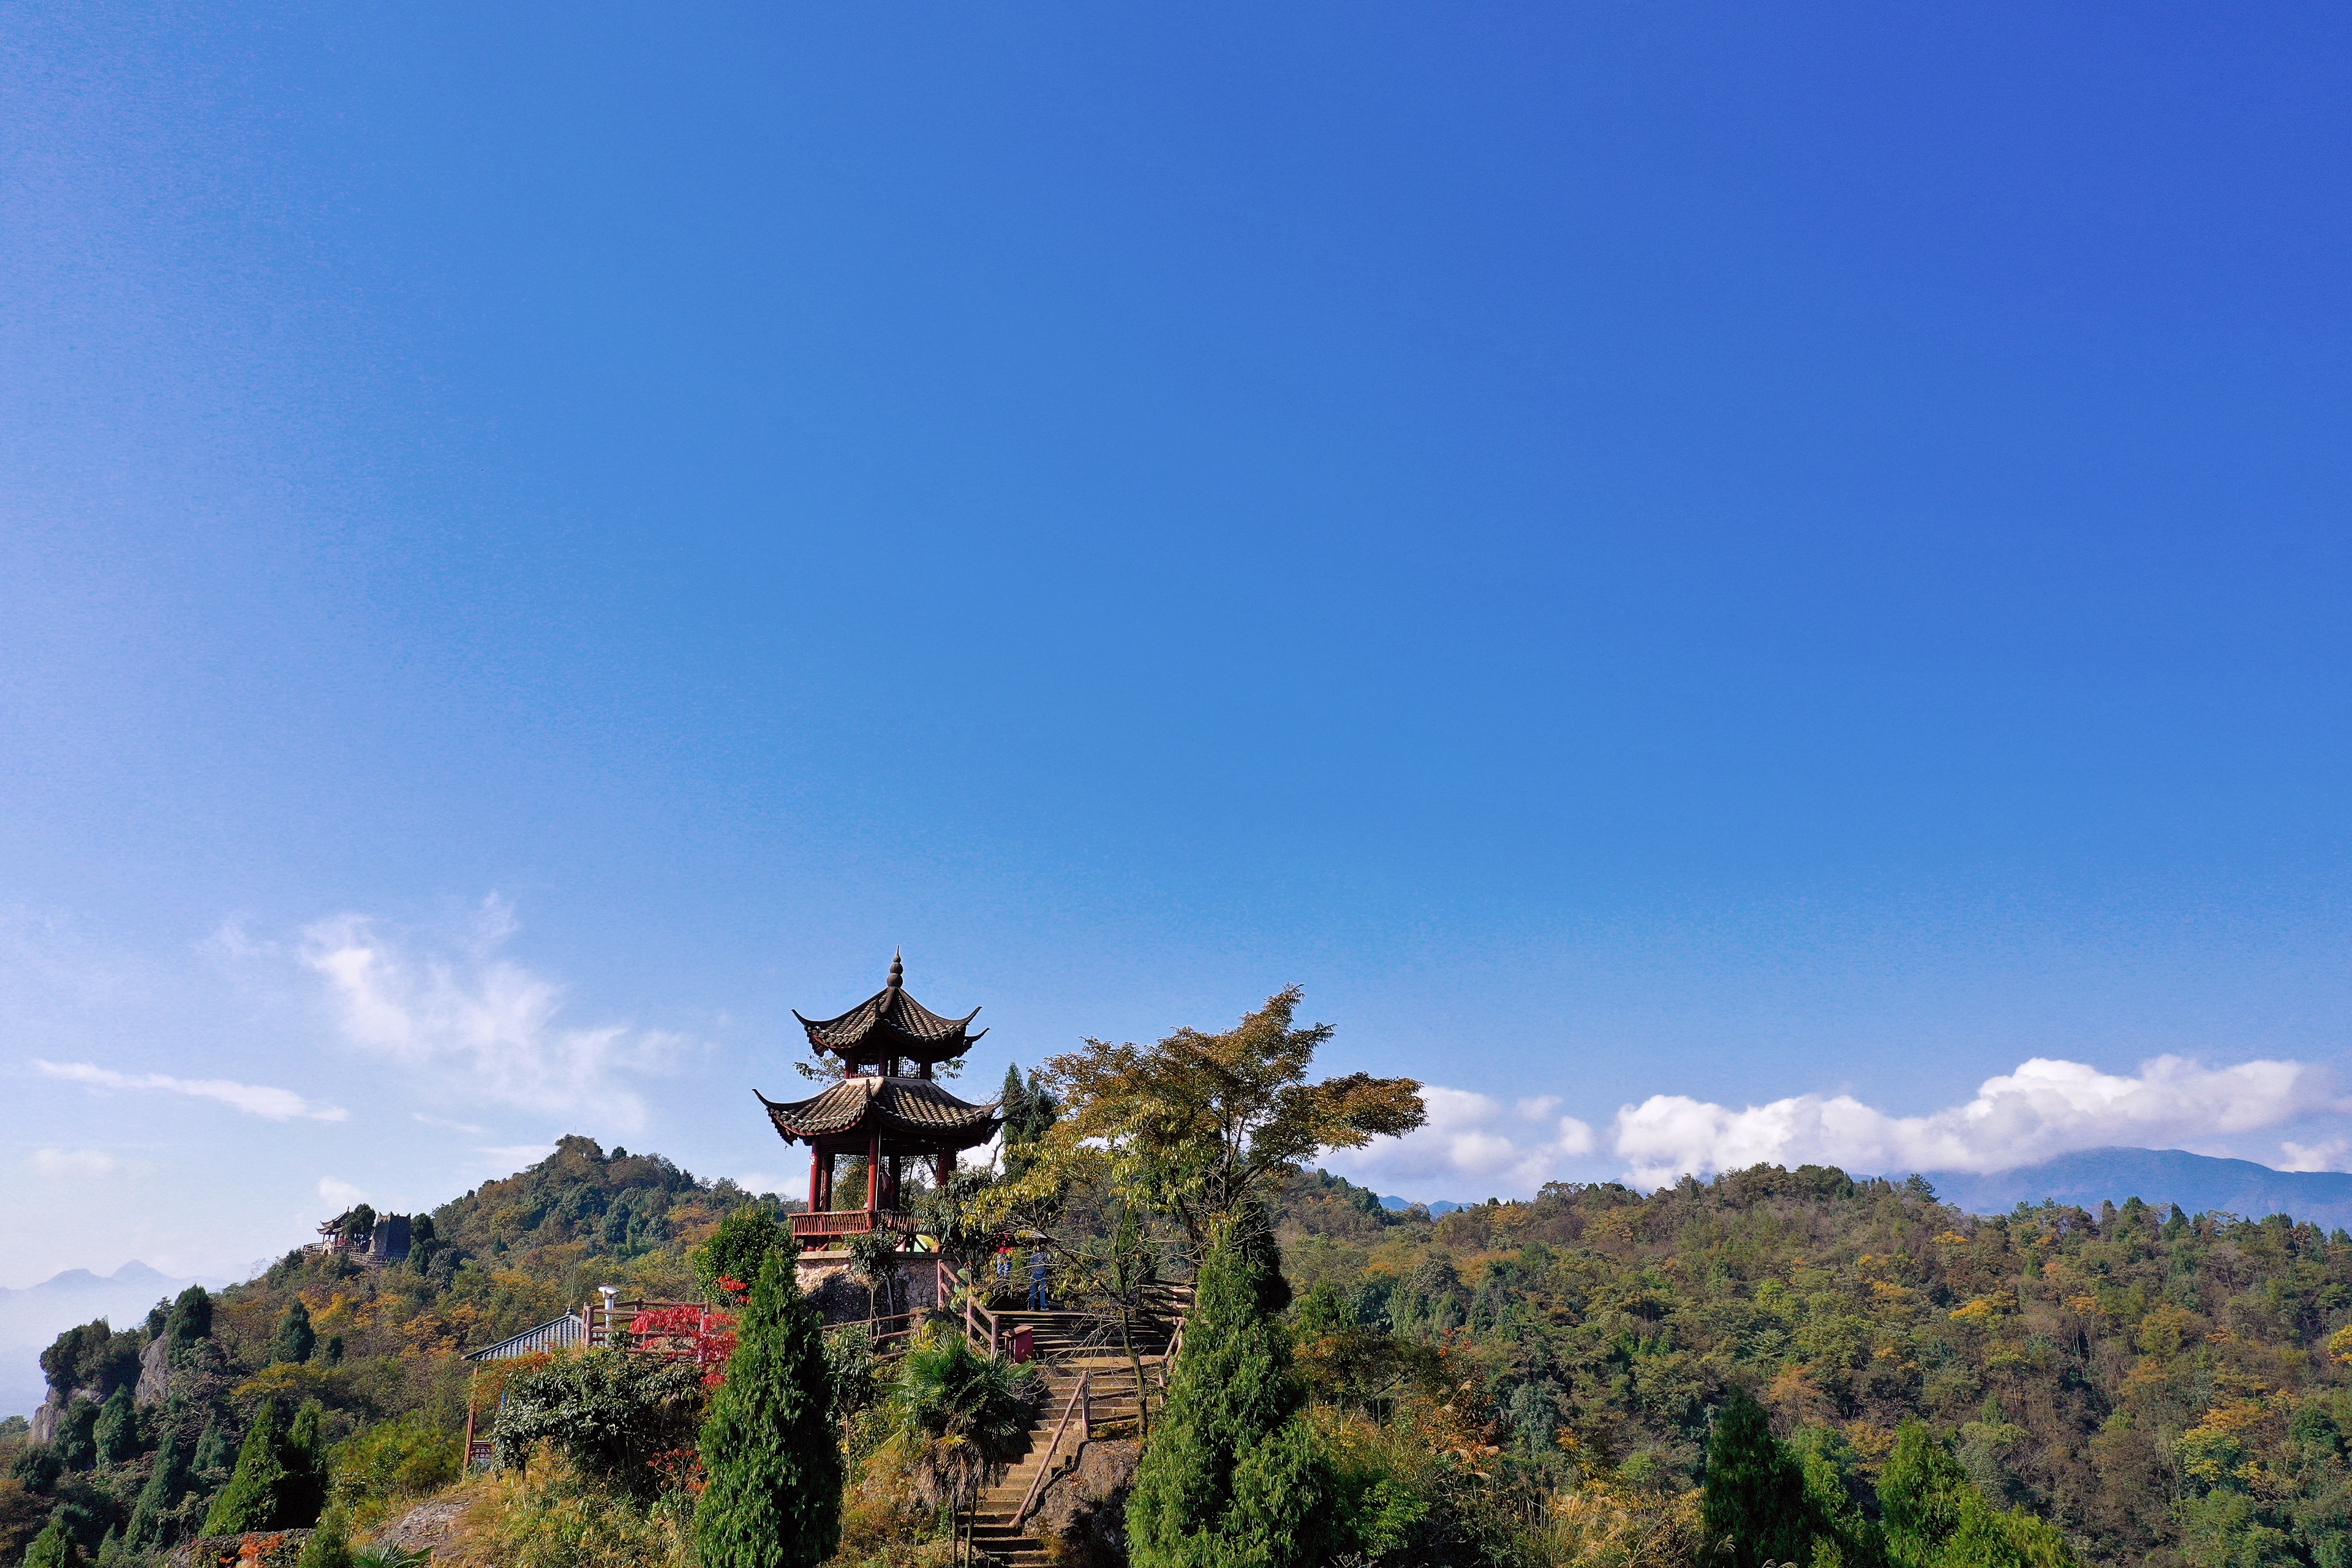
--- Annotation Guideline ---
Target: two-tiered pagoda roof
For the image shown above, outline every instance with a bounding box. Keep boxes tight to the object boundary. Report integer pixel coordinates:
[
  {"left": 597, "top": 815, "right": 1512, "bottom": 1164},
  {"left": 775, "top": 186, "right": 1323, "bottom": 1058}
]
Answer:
[
  {"left": 761, "top": 953, "right": 1000, "bottom": 1152},
  {"left": 763, "top": 955, "right": 1002, "bottom": 1244}
]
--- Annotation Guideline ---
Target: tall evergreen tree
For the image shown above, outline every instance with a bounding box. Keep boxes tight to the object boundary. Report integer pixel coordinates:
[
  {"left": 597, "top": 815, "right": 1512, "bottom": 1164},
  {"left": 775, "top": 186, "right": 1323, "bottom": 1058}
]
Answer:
[
  {"left": 1702, "top": 1387, "right": 1812, "bottom": 1568},
  {"left": 56, "top": 1398, "right": 100, "bottom": 1471},
  {"left": 999, "top": 1065, "right": 1044, "bottom": 1178},
  {"left": 203, "top": 1398, "right": 293, "bottom": 1536},
  {"left": 695, "top": 1246, "right": 842, "bottom": 1568},
  {"left": 164, "top": 1287, "right": 212, "bottom": 1355},
  {"left": 126, "top": 1425, "right": 190, "bottom": 1551},
  {"left": 1127, "top": 1215, "right": 1333, "bottom": 1568},
  {"left": 192, "top": 1417, "right": 236, "bottom": 1476},
  {"left": 283, "top": 1402, "right": 330, "bottom": 1527},
  {"left": 91, "top": 1386, "right": 138, "bottom": 1467},
  {"left": 270, "top": 1302, "right": 316, "bottom": 1366},
  {"left": 23, "top": 1519, "right": 80, "bottom": 1568}
]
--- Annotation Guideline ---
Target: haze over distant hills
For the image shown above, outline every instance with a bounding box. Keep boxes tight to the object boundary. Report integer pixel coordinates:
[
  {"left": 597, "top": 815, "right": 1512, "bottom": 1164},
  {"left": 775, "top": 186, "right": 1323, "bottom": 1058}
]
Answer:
[
  {"left": 0, "top": 1261, "right": 224, "bottom": 1420},
  {"left": 1915, "top": 1147, "right": 2352, "bottom": 1230},
  {"left": 1382, "top": 1149, "right": 2352, "bottom": 1232}
]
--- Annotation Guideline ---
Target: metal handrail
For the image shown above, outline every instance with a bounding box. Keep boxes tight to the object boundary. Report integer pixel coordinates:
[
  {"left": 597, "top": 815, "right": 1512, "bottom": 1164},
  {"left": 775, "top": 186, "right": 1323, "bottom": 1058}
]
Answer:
[{"left": 1015, "top": 1370, "right": 1090, "bottom": 1526}]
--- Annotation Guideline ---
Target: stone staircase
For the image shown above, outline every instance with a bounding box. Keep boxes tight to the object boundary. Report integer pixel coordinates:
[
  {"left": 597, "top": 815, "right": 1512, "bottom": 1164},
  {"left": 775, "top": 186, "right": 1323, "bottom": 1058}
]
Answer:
[{"left": 960, "top": 1292, "right": 1191, "bottom": 1567}]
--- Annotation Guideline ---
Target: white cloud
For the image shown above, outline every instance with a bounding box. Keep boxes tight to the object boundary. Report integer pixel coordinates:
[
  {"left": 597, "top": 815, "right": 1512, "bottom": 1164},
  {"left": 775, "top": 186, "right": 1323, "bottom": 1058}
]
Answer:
[
  {"left": 729, "top": 1171, "right": 803, "bottom": 1200},
  {"left": 1323, "top": 1085, "right": 1597, "bottom": 1199},
  {"left": 413, "top": 1114, "right": 487, "bottom": 1134},
  {"left": 34, "top": 1060, "right": 348, "bottom": 1122},
  {"left": 317, "top": 1175, "right": 368, "bottom": 1208},
  {"left": 477, "top": 1143, "right": 557, "bottom": 1172},
  {"left": 1612, "top": 1055, "right": 2337, "bottom": 1186},
  {"left": 29, "top": 1148, "right": 123, "bottom": 1178},
  {"left": 2280, "top": 1139, "right": 2352, "bottom": 1174},
  {"left": 300, "top": 897, "right": 679, "bottom": 1133}
]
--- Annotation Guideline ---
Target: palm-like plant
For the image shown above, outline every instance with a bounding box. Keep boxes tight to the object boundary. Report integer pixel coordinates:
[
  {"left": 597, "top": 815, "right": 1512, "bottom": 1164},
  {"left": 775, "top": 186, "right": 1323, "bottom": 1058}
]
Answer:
[{"left": 891, "top": 1327, "right": 1042, "bottom": 1566}]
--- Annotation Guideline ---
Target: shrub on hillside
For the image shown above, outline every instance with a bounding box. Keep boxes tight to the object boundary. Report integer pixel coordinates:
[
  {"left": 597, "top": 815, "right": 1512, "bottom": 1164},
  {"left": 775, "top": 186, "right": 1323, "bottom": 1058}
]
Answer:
[{"left": 490, "top": 1351, "right": 706, "bottom": 1502}]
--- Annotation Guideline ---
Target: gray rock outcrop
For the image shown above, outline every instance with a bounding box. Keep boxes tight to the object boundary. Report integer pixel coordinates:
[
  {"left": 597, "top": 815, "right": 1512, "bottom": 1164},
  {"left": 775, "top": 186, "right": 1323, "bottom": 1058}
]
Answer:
[{"left": 135, "top": 1335, "right": 172, "bottom": 1407}]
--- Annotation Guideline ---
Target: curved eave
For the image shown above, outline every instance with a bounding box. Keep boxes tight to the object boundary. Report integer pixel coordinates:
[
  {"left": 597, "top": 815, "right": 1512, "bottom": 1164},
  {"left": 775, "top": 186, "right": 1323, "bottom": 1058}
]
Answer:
[
  {"left": 793, "top": 1004, "right": 984, "bottom": 1063},
  {"left": 755, "top": 1082, "right": 1003, "bottom": 1149}
]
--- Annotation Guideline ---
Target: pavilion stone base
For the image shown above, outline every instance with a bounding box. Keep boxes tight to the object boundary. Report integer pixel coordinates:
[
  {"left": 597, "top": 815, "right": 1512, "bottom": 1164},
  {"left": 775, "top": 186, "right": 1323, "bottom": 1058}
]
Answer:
[{"left": 796, "top": 1250, "right": 948, "bottom": 1325}]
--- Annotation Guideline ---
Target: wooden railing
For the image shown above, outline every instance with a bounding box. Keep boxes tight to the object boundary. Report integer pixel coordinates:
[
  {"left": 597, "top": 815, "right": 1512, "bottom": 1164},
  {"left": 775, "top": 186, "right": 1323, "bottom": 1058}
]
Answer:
[
  {"left": 1156, "top": 1310, "right": 1187, "bottom": 1389},
  {"left": 1015, "top": 1371, "right": 1091, "bottom": 1526},
  {"left": 940, "top": 1258, "right": 1004, "bottom": 1357},
  {"left": 790, "top": 1209, "right": 924, "bottom": 1239}
]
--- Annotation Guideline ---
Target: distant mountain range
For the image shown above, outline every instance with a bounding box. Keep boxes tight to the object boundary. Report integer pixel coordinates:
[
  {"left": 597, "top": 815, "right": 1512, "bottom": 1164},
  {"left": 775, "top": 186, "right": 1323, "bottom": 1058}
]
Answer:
[
  {"left": 0, "top": 1262, "right": 222, "bottom": 1420},
  {"left": 1379, "top": 1148, "right": 2352, "bottom": 1234},
  {"left": 1379, "top": 1196, "right": 1466, "bottom": 1215},
  {"left": 1915, "top": 1147, "right": 2352, "bottom": 1230}
]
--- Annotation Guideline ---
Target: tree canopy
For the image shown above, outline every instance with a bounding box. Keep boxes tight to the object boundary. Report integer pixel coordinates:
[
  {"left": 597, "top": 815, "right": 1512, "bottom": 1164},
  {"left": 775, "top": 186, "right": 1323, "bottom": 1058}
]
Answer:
[{"left": 1014, "top": 986, "right": 1424, "bottom": 1249}]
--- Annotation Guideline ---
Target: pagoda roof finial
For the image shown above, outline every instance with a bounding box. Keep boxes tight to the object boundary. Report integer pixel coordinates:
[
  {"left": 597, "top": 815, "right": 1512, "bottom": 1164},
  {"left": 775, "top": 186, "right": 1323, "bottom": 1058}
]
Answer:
[{"left": 888, "top": 950, "right": 903, "bottom": 990}]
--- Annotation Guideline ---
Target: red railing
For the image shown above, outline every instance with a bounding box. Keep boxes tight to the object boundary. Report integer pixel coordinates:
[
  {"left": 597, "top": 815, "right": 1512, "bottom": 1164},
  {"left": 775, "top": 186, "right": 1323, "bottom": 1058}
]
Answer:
[{"left": 790, "top": 1209, "right": 927, "bottom": 1240}]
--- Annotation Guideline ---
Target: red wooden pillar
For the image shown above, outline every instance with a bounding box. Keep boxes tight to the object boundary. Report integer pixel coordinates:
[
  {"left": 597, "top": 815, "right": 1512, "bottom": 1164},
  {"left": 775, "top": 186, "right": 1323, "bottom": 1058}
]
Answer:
[
  {"left": 807, "top": 1143, "right": 823, "bottom": 1216},
  {"left": 865, "top": 1133, "right": 880, "bottom": 1219},
  {"left": 935, "top": 1150, "right": 954, "bottom": 1189}
]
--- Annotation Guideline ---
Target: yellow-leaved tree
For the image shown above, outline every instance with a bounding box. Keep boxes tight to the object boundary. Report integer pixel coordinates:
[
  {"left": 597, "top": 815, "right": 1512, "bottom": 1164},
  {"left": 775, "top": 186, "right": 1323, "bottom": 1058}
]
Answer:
[{"left": 984, "top": 986, "right": 1426, "bottom": 1256}]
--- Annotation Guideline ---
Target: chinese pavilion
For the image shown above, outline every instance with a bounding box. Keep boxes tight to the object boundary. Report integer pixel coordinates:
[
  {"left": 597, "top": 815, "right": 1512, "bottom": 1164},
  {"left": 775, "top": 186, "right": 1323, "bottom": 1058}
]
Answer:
[{"left": 758, "top": 953, "right": 1003, "bottom": 1246}]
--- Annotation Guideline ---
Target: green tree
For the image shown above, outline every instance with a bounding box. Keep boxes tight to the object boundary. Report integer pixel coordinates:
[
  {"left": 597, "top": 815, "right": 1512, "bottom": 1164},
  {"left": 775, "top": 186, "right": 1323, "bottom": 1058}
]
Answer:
[
  {"left": 90, "top": 1387, "right": 137, "bottom": 1468},
  {"left": 692, "top": 1203, "right": 793, "bottom": 1304},
  {"left": 842, "top": 1228, "right": 902, "bottom": 1322},
  {"left": 192, "top": 1418, "right": 236, "bottom": 1477},
  {"left": 1127, "top": 1215, "right": 1335, "bottom": 1568},
  {"left": 55, "top": 1400, "right": 99, "bottom": 1471},
  {"left": 1944, "top": 1488, "right": 2078, "bottom": 1568},
  {"left": 284, "top": 1402, "right": 330, "bottom": 1528},
  {"left": 270, "top": 1302, "right": 316, "bottom": 1366},
  {"left": 1703, "top": 1388, "right": 1812, "bottom": 1568},
  {"left": 126, "top": 1425, "right": 190, "bottom": 1551},
  {"left": 1790, "top": 1425, "right": 1888, "bottom": 1568},
  {"left": 695, "top": 1246, "right": 843, "bottom": 1568},
  {"left": 165, "top": 1287, "right": 213, "bottom": 1355},
  {"left": 203, "top": 1398, "right": 293, "bottom": 1536},
  {"left": 293, "top": 1510, "right": 351, "bottom": 1568},
  {"left": 22, "top": 1520, "right": 80, "bottom": 1568},
  {"left": 1023, "top": 987, "right": 1424, "bottom": 1251},
  {"left": 1880, "top": 1419, "right": 1973, "bottom": 1568},
  {"left": 998, "top": 1065, "right": 1057, "bottom": 1179}
]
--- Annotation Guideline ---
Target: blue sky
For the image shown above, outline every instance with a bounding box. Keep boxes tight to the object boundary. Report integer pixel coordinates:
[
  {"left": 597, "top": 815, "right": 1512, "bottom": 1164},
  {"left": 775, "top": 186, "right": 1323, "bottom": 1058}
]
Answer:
[{"left": 4, "top": 3, "right": 2350, "bottom": 1287}]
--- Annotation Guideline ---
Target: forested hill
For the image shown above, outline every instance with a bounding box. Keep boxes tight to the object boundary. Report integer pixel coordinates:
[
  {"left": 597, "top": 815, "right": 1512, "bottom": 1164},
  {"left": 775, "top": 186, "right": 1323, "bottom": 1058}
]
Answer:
[
  {"left": 0, "top": 1136, "right": 788, "bottom": 1565},
  {"left": 1270, "top": 1163, "right": 2352, "bottom": 1565},
  {"left": 15, "top": 1136, "right": 2352, "bottom": 1567}
]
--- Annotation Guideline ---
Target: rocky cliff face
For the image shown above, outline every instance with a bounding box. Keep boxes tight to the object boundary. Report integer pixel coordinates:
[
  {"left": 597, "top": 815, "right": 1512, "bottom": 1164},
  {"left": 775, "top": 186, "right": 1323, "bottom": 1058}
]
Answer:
[
  {"left": 1031, "top": 1438, "right": 1140, "bottom": 1568},
  {"left": 135, "top": 1336, "right": 171, "bottom": 1407},
  {"left": 28, "top": 1388, "right": 70, "bottom": 1444}
]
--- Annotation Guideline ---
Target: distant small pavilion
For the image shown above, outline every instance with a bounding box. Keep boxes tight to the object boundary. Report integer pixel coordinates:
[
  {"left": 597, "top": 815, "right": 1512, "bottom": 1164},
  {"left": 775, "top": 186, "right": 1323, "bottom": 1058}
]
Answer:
[{"left": 758, "top": 952, "right": 1003, "bottom": 1246}]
